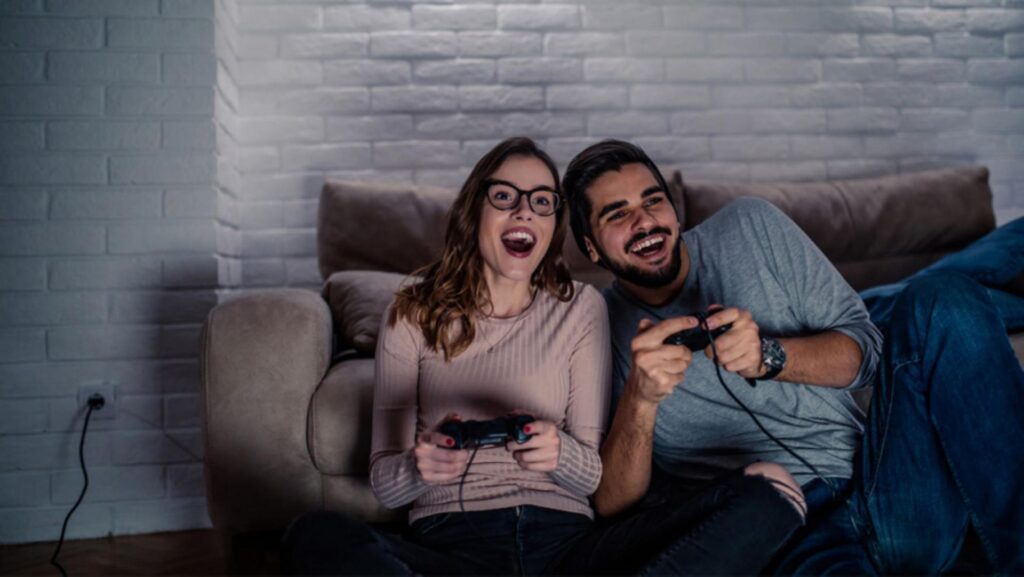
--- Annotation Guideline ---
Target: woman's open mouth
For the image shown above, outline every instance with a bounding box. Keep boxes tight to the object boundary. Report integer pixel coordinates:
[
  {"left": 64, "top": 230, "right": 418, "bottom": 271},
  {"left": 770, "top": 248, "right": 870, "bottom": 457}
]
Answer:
[{"left": 501, "top": 228, "right": 536, "bottom": 258}]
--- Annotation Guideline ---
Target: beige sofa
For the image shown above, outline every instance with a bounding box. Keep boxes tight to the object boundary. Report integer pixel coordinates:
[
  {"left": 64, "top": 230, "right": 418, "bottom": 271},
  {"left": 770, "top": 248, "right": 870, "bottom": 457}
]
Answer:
[{"left": 201, "top": 165, "right": 1018, "bottom": 563}]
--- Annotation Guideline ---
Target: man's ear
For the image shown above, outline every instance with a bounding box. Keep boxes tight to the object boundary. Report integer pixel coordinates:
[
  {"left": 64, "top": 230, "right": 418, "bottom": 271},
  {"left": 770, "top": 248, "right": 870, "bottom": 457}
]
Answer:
[{"left": 583, "top": 236, "right": 601, "bottom": 265}]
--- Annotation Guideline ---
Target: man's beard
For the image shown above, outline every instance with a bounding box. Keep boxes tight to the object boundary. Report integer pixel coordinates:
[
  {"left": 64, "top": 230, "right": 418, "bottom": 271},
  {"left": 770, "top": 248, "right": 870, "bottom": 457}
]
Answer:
[{"left": 594, "top": 230, "right": 683, "bottom": 289}]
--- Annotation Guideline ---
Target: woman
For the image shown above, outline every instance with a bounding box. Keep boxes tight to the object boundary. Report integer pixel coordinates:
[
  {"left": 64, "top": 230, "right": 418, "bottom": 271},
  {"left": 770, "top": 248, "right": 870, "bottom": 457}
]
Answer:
[{"left": 284, "top": 137, "right": 804, "bottom": 575}]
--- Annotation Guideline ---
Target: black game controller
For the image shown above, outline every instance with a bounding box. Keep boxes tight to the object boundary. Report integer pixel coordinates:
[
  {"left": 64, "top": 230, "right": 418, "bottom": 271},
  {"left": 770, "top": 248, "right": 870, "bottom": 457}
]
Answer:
[
  {"left": 663, "top": 309, "right": 732, "bottom": 351},
  {"left": 438, "top": 415, "right": 536, "bottom": 449}
]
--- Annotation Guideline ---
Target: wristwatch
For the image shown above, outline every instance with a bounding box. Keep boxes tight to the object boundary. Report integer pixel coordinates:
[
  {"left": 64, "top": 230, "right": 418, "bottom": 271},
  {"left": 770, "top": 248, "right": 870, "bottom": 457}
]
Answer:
[{"left": 758, "top": 336, "right": 786, "bottom": 381}]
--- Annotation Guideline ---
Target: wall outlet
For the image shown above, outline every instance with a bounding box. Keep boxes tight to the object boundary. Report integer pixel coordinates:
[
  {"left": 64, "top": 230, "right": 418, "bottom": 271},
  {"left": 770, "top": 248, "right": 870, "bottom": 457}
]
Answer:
[{"left": 78, "top": 382, "right": 116, "bottom": 420}]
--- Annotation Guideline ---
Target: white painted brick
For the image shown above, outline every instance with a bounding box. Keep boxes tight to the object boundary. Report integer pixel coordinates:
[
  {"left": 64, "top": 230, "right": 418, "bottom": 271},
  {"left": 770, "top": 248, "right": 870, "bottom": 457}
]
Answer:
[
  {"left": 164, "top": 187, "right": 214, "bottom": 218},
  {"left": 745, "top": 59, "right": 821, "bottom": 83},
  {"left": 581, "top": 4, "right": 661, "bottom": 30},
  {"left": 715, "top": 85, "right": 790, "bottom": 108},
  {"left": 107, "top": 18, "right": 213, "bottom": 49},
  {"left": 968, "top": 60, "right": 1024, "bottom": 84},
  {"left": 374, "top": 141, "right": 461, "bottom": 168},
  {"left": 589, "top": 111, "right": 668, "bottom": 136},
  {"left": 631, "top": 84, "right": 710, "bottom": 109},
  {"left": 751, "top": 161, "right": 827, "bottom": 181},
  {"left": 167, "top": 462, "right": 204, "bottom": 496},
  {"left": 109, "top": 153, "right": 214, "bottom": 185},
  {"left": 47, "top": 0, "right": 157, "bottom": 15},
  {"left": 823, "top": 59, "right": 898, "bottom": 82},
  {"left": 324, "top": 5, "right": 410, "bottom": 31},
  {"left": 374, "top": 85, "right": 458, "bottom": 112},
  {"left": 48, "top": 325, "right": 201, "bottom": 360},
  {"left": 236, "top": 34, "right": 278, "bottom": 59},
  {"left": 584, "top": 58, "right": 662, "bottom": 82},
  {"left": 0, "top": 472, "right": 50, "bottom": 507},
  {"left": 237, "top": 173, "right": 320, "bottom": 201},
  {"left": 413, "top": 5, "right": 495, "bottom": 30},
  {"left": 106, "top": 87, "right": 213, "bottom": 116},
  {"left": 48, "top": 389, "right": 164, "bottom": 434},
  {"left": 0, "top": 224, "right": 105, "bottom": 256},
  {"left": 902, "top": 109, "right": 970, "bottom": 131},
  {"left": 0, "top": 17, "right": 103, "bottom": 48},
  {"left": 934, "top": 0, "right": 1000, "bottom": 6},
  {"left": 967, "top": 9, "right": 1024, "bottom": 33},
  {"left": 415, "top": 168, "right": 471, "bottom": 188},
  {"left": 0, "top": 154, "right": 106, "bottom": 185},
  {"left": 897, "top": 59, "right": 965, "bottom": 82},
  {"left": 746, "top": 7, "right": 824, "bottom": 32},
  {"left": 631, "top": 136, "right": 711, "bottom": 163},
  {"left": 0, "top": 121, "right": 44, "bottom": 150},
  {"left": 237, "top": 117, "right": 323, "bottom": 145},
  {"left": 51, "top": 189, "right": 162, "bottom": 219},
  {"left": 935, "top": 33, "right": 1003, "bottom": 57},
  {"left": 827, "top": 159, "right": 898, "bottom": 180},
  {"left": 458, "top": 31, "right": 542, "bottom": 56},
  {"left": 0, "top": 292, "right": 107, "bottom": 329},
  {"left": 1, "top": 430, "right": 109, "bottom": 477},
  {"left": 282, "top": 143, "right": 373, "bottom": 170},
  {"left": 236, "top": 60, "right": 322, "bottom": 86},
  {"left": 163, "top": 53, "right": 217, "bottom": 85},
  {"left": 107, "top": 222, "right": 214, "bottom": 254},
  {"left": 162, "top": 256, "right": 217, "bottom": 288},
  {"left": 547, "top": 85, "right": 626, "bottom": 109},
  {"left": 254, "top": 88, "right": 370, "bottom": 116},
  {"left": 0, "top": 258, "right": 46, "bottom": 291},
  {"left": 0, "top": 190, "right": 46, "bottom": 220},
  {"left": 895, "top": 9, "right": 965, "bottom": 32},
  {"left": 671, "top": 110, "right": 751, "bottom": 135},
  {"left": 665, "top": 58, "right": 743, "bottom": 83},
  {"left": 414, "top": 114, "right": 501, "bottom": 139},
  {"left": 864, "top": 133, "right": 937, "bottom": 156},
  {"left": 280, "top": 33, "right": 368, "bottom": 58},
  {"left": 750, "top": 109, "right": 827, "bottom": 133},
  {"left": 163, "top": 120, "right": 214, "bottom": 150},
  {"left": 48, "top": 51, "right": 159, "bottom": 83},
  {"left": 708, "top": 33, "right": 784, "bottom": 56},
  {"left": 1002, "top": 87, "right": 1024, "bottom": 106},
  {"left": 52, "top": 465, "right": 164, "bottom": 504},
  {"left": 285, "top": 257, "right": 321, "bottom": 286},
  {"left": 161, "top": 0, "right": 211, "bottom": 18},
  {"left": 545, "top": 32, "right": 623, "bottom": 56},
  {"left": 499, "top": 112, "right": 584, "bottom": 137},
  {"left": 973, "top": 109, "right": 1024, "bottom": 133},
  {"left": 820, "top": 7, "right": 894, "bottom": 32},
  {"left": 712, "top": 136, "right": 790, "bottom": 161},
  {"left": 863, "top": 83, "right": 937, "bottom": 107},
  {"left": 629, "top": 31, "right": 705, "bottom": 57},
  {"left": 1007, "top": 34, "right": 1024, "bottom": 56},
  {"left": 0, "top": 86, "right": 102, "bottom": 116},
  {"left": 791, "top": 135, "right": 863, "bottom": 159},
  {"left": 0, "top": 0, "right": 42, "bottom": 14},
  {"left": 323, "top": 59, "right": 410, "bottom": 85},
  {"left": 47, "top": 121, "right": 160, "bottom": 151},
  {"left": 0, "top": 399, "right": 47, "bottom": 434},
  {"left": 497, "top": 57, "right": 582, "bottom": 83},
  {"left": 326, "top": 115, "right": 413, "bottom": 140},
  {"left": 113, "top": 497, "right": 210, "bottom": 535},
  {"left": 544, "top": 137, "right": 601, "bottom": 166},
  {"left": 676, "top": 162, "right": 750, "bottom": 181},
  {"left": 791, "top": 83, "right": 863, "bottom": 108},
  {"left": 0, "top": 504, "right": 112, "bottom": 543},
  {"left": 49, "top": 258, "right": 160, "bottom": 290},
  {"left": 241, "top": 258, "right": 286, "bottom": 285},
  {"left": 862, "top": 34, "right": 932, "bottom": 57},
  {"left": 498, "top": 5, "right": 579, "bottom": 30},
  {"left": 112, "top": 430, "right": 202, "bottom": 465},
  {"left": 237, "top": 202, "right": 282, "bottom": 229},
  {"left": 828, "top": 108, "right": 900, "bottom": 132},
  {"left": 785, "top": 33, "right": 860, "bottom": 57},
  {"left": 663, "top": 6, "right": 743, "bottom": 30},
  {"left": 240, "top": 229, "right": 316, "bottom": 257},
  {"left": 110, "top": 291, "right": 217, "bottom": 323},
  {"left": 414, "top": 59, "right": 495, "bottom": 83},
  {"left": 282, "top": 201, "right": 317, "bottom": 228},
  {"left": 370, "top": 31, "right": 456, "bottom": 57},
  {"left": 0, "top": 52, "right": 44, "bottom": 82},
  {"left": 238, "top": 4, "right": 320, "bottom": 32}
]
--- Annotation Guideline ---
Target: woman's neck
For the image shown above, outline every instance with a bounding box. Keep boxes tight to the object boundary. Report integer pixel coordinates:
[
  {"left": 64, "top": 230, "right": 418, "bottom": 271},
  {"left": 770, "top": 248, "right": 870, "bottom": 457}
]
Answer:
[{"left": 483, "top": 271, "right": 535, "bottom": 318}]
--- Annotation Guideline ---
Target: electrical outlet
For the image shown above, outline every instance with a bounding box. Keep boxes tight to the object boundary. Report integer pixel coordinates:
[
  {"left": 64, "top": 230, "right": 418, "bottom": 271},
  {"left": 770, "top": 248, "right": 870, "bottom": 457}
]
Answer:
[{"left": 78, "top": 382, "right": 116, "bottom": 420}]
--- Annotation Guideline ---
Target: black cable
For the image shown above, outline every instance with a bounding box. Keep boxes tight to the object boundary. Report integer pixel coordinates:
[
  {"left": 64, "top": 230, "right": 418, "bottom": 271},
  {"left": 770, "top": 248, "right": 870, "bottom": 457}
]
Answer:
[
  {"left": 457, "top": 446, "right": 482, "bottom": 532},
  {"left": 51, "top": 400, "right": 100, "bottom": 577}
]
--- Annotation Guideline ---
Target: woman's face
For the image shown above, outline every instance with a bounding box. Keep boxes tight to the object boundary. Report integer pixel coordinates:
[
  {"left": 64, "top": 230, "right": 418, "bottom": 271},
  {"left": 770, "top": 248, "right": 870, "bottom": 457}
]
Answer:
[{"left": 477, "top": 155, "right": 558, "bottom": 290}]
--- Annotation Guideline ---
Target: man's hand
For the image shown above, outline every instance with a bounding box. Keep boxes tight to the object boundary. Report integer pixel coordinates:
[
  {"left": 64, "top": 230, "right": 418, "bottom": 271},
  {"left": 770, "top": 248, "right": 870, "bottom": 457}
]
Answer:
[
  {"left": 627, "top": 316, "right": 700, "bottom": 406},
  {"left": 413, "top": 414, "right": 470, "bottom": 484},
  {"left": 508, "top": 420, "right": 560, "bottom": 472},
  {"left": 703, "top": 306, "right": 764, "bottom": 379}
]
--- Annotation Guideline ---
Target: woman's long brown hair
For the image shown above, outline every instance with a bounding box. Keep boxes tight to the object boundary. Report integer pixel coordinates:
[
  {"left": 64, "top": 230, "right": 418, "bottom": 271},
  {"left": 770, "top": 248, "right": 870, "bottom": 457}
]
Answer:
[{"left": 389, "top": 137, "right": 574, "bottom": 361}]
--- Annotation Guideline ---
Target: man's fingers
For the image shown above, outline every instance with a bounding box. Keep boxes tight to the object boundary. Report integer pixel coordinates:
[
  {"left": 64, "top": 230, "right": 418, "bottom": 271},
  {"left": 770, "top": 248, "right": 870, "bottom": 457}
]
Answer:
[{"left": 632, "top": 316, "right": 701, "bottom": 351}]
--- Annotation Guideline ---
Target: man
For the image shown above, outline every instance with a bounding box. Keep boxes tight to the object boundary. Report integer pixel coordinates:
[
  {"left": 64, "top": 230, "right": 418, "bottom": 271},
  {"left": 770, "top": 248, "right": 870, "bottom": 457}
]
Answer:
[{"left": 563, "top": 139, "right": 1024, "bottom": 575}]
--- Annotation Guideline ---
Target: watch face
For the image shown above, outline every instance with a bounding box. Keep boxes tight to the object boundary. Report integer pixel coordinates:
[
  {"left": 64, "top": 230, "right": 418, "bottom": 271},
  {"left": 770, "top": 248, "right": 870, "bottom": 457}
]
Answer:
[{"left": 762, "top": 337, "right": 786, "bottom": 370}]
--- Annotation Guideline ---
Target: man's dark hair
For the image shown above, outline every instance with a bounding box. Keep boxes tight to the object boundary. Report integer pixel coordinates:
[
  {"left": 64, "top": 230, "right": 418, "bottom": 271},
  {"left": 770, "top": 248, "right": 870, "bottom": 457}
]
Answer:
[{"left": 562, "top": 139, "right": 673, "bottom": 259}]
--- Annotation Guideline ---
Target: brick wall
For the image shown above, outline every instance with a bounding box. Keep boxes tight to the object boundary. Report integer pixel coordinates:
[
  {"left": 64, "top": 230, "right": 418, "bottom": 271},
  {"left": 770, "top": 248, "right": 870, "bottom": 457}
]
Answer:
[{"left": 0, "top": 0, "right": 216, "bottom": 543}]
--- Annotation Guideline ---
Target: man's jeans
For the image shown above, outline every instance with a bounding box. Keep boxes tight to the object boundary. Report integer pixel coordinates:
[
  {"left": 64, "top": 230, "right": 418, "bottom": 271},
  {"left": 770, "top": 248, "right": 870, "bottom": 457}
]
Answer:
[{"left": 776, "top": 272, "right": 1024, "bottom": 575}]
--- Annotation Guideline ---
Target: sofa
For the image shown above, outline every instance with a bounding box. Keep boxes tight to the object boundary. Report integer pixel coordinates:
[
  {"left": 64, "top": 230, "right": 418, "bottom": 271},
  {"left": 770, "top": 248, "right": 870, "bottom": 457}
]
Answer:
[{"left": 200, "top": 165, "right": 1021, "bottom": 568}]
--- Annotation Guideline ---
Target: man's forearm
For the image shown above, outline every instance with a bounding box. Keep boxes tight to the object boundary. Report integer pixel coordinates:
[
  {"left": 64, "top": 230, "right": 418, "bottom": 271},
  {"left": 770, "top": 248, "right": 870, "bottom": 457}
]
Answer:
[
  {"left": 593, "top": 392, "right": 659, "bottom": 517},
  {"left": 775, "top": 331, "right": 862, "bottom": 388}
]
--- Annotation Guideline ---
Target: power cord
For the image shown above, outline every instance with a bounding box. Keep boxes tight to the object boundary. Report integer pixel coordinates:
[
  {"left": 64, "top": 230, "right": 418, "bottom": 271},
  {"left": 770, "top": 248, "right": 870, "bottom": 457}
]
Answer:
[
  {"left": 457, "top": 447, "right": 482, "bottom": 532},
  {"left": 50, "top": 394, "right": 105, "bottom": 577}
]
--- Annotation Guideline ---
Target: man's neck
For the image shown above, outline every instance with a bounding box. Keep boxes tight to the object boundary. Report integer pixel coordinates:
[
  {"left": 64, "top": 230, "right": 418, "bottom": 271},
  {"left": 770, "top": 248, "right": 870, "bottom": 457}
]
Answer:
[{"left": 620, "top": 242, "right": 690, "bottom": 308}]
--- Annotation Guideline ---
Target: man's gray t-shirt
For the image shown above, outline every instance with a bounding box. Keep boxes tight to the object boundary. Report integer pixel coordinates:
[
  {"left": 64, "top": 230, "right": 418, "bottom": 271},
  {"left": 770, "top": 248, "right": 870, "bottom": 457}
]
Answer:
[{"left": 603, "top": 198, "right": 883, "bottom": 486}]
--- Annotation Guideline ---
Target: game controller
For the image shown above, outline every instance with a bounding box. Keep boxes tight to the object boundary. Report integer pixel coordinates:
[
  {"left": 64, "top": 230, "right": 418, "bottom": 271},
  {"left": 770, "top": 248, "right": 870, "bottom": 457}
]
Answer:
[
  {"left": 438, "top": 415, "right": 536, "bottom": 449},
  {"left": 663, "top": 309, "right": 732, "bottom": 351}
]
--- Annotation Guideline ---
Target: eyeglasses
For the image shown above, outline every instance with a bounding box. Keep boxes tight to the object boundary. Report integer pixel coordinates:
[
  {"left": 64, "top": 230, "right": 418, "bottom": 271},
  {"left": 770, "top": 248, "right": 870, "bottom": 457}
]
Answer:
[{"left": 483, "top": 179, "right": 562, "bottom": 217}]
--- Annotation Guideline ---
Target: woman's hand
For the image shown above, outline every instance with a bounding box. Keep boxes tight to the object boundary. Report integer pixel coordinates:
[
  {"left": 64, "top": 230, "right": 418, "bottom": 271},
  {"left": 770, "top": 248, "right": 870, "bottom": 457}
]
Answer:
[
  {"left": 507, "top": 420, "right": 561, "bottom": 472},
  {"left": 413, "top": 415, "right": 470, "bottom": 485}
]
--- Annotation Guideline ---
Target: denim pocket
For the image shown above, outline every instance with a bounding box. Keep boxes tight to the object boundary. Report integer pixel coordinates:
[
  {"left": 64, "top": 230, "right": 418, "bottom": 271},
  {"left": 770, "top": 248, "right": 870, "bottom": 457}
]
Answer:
[{"left": 411, "top": 513, "right": 452, "bottom": 537}]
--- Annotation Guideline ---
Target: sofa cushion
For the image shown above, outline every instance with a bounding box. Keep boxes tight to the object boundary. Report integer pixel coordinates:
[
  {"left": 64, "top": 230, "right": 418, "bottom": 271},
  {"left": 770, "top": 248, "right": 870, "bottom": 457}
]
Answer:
[
  {"left": 323, "top": 270, "right": 412, "bottom": 355},
  {"left": 310, "top": 358, "right": 376, "bottom": 476},
  {"left": 680, "top": 166, "right": 995, "bottom": 290}
]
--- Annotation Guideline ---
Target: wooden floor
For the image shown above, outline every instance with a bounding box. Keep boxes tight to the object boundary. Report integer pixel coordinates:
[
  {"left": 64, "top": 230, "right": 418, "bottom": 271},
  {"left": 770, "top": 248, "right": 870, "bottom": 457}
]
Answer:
[{"left": 0, "top": 530, "right": 230, "bottom": 576}]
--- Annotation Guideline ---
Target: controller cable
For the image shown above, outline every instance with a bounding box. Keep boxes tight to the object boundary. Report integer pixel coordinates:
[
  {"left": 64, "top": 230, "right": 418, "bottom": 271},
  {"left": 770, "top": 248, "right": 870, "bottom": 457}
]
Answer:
[
  {"left": 456, "top": 446, "right": 482, "bottom": 533},
  {"left": 51, "top": 395, "right": 104, "bottom": 577}
]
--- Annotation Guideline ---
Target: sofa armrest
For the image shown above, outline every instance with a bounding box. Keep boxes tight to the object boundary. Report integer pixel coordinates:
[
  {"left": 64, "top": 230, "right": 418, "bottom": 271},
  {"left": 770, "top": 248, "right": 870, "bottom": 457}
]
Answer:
[{"left": 201, "top": 289, "right": 333, "bottom": 533}]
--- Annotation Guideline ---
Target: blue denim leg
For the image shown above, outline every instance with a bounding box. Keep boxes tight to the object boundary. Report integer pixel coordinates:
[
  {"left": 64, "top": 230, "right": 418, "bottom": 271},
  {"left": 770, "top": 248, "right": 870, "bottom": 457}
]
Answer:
[{"left": 862, "top": 272, "right": 1024, "bottom": 574}]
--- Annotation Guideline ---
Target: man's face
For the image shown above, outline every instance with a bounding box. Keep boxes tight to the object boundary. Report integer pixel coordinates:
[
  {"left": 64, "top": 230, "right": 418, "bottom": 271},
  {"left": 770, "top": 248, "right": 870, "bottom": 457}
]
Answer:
[{"left": 583, "top": 163, "right": 683, "bottom": 289}]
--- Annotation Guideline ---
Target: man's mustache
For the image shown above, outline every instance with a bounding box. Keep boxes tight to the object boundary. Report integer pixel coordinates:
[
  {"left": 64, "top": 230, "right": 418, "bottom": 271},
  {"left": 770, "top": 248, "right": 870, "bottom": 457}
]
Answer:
[{"left": 625, "top": 228, "right": 673, "bottom": 253}]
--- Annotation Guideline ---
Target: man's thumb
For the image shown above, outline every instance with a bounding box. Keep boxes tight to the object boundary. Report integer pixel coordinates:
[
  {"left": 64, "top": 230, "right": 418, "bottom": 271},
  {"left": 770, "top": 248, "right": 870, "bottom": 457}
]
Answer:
[{"left": 637, "top": 318, "right": 655, "bottom": 333}]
